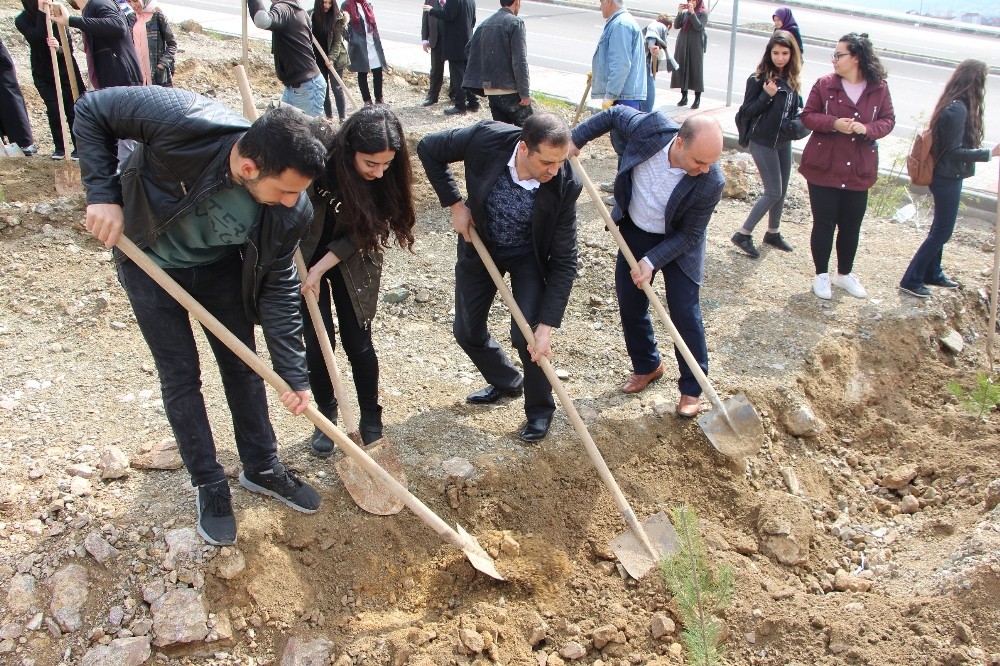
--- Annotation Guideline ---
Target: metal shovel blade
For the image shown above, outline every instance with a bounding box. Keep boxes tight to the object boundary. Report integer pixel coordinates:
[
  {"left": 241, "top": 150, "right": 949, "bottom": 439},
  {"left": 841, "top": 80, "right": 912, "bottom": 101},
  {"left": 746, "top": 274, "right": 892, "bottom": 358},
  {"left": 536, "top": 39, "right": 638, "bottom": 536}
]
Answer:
[
  {"left": 334, "top": 438, "right": 407, "bottom": 515},
  {"left": 610, "top": 511, "right": 680, "bottom": 579},
  {"left": 455, "top": 523, "right": 505, "bottom": 580},
  {"left": 697, "top": 393, "right": 764, "bottom": 459},
  {"left": 54, "top": 164, "right": 84, "bottom": 196}
]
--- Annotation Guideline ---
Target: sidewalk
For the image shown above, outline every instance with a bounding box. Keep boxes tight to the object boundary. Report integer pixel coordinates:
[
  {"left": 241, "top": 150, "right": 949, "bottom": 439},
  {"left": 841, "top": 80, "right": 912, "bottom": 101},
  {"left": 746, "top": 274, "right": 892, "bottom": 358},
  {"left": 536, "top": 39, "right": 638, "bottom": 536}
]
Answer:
[{"left": 162, "top": 2, "right": 998, "bottom": 215}]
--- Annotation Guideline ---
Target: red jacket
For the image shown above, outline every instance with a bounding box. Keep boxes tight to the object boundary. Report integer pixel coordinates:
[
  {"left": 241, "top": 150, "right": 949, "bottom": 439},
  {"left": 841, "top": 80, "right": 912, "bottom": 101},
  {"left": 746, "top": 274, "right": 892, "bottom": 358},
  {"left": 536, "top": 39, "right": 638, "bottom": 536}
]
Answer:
[{"left": 799, "top": 73, "right": 895, "bottom": 191}]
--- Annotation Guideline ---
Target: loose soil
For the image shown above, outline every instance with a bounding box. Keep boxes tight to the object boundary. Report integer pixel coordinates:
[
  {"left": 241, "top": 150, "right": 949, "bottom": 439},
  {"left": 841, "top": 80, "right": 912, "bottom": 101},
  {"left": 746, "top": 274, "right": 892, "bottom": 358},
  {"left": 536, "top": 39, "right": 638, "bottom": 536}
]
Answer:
[{"left": 2, "top": 5, "right": 1000, "bottom": 665}]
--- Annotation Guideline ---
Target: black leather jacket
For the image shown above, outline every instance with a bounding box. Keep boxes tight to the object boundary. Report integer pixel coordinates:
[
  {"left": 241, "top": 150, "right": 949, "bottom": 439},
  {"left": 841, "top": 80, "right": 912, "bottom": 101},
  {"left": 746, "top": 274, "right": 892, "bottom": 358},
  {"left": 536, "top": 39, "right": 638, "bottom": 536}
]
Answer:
[
  {"left": 933, "top": 99, "right": 991, "bottom": 180},
  {"left": 738, "top": 74, "right": 799, "bottom": 148},
  {"left": 74, "top": 86, "right": 312, "bottom": 390}
]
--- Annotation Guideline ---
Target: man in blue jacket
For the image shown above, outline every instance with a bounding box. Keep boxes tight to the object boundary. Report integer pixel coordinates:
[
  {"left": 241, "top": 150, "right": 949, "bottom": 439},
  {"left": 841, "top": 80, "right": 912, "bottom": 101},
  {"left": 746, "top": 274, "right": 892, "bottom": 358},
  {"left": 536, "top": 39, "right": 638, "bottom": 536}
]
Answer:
[
  {"left": 572, "top": 108, "right": 723, "bottom": 418},
  {"left": 462, "top": 0, "right": 532, "bottom": 126},
  {"left": 75, "top": 86, "right": 329, "bottom": 546},
  {"left": 590, "top": 0, "right": 646, "bottom": 160}
]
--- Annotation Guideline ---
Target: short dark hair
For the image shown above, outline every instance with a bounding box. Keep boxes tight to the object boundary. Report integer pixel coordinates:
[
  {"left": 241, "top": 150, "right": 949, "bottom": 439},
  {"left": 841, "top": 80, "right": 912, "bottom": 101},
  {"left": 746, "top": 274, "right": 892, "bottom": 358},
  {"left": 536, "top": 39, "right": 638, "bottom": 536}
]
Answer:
[
  {"left": 499, "top": 0, "right": 516, "bottom": 6},
  {"left": 520, "top": 112, "right": 570, "bottom": 153},
  {"left": 237, "top": 106, "right": 327, "bottom": 180}
]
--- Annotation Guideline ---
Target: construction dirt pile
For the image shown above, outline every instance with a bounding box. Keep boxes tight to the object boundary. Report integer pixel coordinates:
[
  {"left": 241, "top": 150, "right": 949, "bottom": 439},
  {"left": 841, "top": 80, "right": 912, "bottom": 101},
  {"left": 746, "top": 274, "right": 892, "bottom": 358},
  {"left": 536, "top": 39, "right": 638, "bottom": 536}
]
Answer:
[{"left": 1, "top": 3, "right": 1000, "bottom": 665}]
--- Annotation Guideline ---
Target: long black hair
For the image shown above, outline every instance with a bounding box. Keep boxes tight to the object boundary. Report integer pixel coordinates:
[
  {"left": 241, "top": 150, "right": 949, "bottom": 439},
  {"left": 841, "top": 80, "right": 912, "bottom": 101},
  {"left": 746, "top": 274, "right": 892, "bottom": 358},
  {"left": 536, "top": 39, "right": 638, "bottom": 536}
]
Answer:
[
  {"left": 330, "top": 106, "right": 415, "bottom": 254},
  {"left": 838, "top": 32, "right": 888, "bottom": 85},
  {"left": 311, "top": 0, "right": 339, "bottom": 45},
  {"left": 930, "top": 59, "right": 987, "bottom": 159}
]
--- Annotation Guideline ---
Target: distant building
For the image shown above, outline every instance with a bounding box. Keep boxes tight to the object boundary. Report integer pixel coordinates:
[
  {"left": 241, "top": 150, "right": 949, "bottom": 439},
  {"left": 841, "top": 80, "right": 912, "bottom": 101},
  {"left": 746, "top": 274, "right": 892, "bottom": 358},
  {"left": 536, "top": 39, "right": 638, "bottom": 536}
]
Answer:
[{"left": 959, "top": 12, "right": 981, "bottom": 23}]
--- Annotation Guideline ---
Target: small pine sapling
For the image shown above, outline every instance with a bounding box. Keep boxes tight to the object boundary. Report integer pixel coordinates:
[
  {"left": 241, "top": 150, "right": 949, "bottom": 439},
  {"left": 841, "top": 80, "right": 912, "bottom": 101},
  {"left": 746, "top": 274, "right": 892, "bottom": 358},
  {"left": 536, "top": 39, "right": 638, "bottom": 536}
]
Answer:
[{"left": 947, "top": 373, "right": 1000, "bottom": 419}]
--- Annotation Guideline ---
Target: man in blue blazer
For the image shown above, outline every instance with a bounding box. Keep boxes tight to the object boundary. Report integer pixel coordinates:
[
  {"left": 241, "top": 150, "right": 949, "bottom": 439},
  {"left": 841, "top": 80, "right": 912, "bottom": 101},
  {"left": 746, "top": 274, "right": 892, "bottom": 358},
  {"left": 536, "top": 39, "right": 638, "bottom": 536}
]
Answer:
[
  {"left": 572, "top": 107, "right": 723, "bottom": 417},
  {"left": 418, "top": 113, "right": 582, "bottom": 442}
]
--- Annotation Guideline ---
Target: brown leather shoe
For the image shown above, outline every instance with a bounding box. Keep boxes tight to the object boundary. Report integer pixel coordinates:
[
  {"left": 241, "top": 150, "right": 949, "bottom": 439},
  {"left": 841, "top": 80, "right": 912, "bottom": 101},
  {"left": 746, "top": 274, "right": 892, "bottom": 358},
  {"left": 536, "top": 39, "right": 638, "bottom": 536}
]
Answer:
[
  {"left": 621, "top": 363, "right": 665, "bottom": 394},
  {"left": 675, "top": 395, "right": 701, "bottom": 418}
]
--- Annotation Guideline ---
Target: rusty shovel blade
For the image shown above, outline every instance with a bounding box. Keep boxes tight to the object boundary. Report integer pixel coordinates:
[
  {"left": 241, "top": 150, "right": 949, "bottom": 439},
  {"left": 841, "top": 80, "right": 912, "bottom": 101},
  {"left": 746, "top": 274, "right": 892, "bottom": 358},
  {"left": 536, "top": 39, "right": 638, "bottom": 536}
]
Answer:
[
  {"left": 609, "top": 511, "right": 680, "bottom": 579},
  {"left": 334, "top": 438, "right": 407, "bottom": 516}
]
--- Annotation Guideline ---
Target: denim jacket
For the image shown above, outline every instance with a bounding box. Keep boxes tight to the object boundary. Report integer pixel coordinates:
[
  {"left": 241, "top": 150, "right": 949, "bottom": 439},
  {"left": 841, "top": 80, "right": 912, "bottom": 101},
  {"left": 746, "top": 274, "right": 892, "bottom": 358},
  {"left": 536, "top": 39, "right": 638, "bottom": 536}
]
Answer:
[{"left": 591, "top": 9, "right": 646, "bottom": 102}]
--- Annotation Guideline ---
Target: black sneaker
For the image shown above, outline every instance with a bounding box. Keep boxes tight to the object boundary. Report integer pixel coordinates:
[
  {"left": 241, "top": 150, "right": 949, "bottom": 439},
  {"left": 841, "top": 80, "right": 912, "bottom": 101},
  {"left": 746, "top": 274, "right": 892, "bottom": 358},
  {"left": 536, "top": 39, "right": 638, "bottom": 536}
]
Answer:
[
  {"left": 70, "top": 150, "right": 79, "bottom": 161},
  {"left": 763, "top": 231, "right": 794, "bottom": 252},
  {"left": 51, "top": 150, "right": 66, "bottom": 160},
  {"left": 443, "top": 106, "right": 468, "bottom": 116},
  {"left": 196, "top": 481, "right": 237, "bottom": 546},
  {"left": 240, "top": 463, "right": 321, "bottom": 514},
  {"left": 731, "top": 232, "right": 760, "bottom": 258},
  {"left": 899, "top": 284, "right": 931, "bottom": 299},
  {"left": 21, "top": 143, "right": 38, "bottom": 156},
  {"left": 927, "top": 277, "right": 959, "bottom": 289}
]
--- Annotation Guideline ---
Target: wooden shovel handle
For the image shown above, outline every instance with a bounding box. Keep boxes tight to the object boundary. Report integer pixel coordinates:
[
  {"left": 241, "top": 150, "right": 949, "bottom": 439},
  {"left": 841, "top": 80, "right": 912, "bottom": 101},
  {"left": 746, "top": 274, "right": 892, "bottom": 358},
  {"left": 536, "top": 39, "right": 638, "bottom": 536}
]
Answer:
[
  {"left": 293, "top": 250, "right": 360, "bottom": 434},
  {"left": 466, "top": 227, "right": 660, "bottom": 562},
  {"left": 44, "top": 10, "right": 73, "bottom": 164},
  {"left": 113, "top": 235, "right": 471, "bottom": 551},
  {"left": 573, "top": 73, "right": 592, "bottom": 127},
  {"left": 569, "top": 155, "right": 727, "bottom": 413},
  {"left": 56, "top": 25, "right": 80, "bottom": 102},
  {"left": 309, "top": 33, "right": 359, "bottom": 112},
  {"left": 988, "top": 161, "right": 1000, "bottom": 373}
]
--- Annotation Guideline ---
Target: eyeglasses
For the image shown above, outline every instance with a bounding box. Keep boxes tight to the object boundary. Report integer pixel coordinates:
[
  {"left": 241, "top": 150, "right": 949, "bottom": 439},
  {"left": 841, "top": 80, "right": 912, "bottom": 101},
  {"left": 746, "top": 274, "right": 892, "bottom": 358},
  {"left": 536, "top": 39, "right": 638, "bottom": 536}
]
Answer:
[{"left": 831, "top": 52, "right": 851, "bottom": 61}]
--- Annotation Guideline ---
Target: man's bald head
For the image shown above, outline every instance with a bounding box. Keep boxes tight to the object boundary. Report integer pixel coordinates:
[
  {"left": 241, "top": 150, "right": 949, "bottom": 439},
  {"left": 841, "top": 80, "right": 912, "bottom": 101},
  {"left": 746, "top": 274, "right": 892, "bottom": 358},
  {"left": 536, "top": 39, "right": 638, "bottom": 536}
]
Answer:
[{"left": 672, "top": 115, "right": 723, "bottom": 176}]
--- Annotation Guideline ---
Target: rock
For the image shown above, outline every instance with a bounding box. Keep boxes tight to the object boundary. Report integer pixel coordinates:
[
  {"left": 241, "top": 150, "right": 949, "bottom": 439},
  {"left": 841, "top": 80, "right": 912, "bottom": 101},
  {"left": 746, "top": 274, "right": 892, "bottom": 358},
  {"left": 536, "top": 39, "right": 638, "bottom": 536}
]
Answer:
[
  {"left": 151, "top": 588, "right": 209, "bottom": 646},
  {"left": 720, "top": 152, "right": 756, "bottom": 200},
  {"left": 833, "top": 569, "right": 874, "bottom": 593},
  {"left": 99, "top": 447, "right": 130, "bottom": 480},
  {"left": 500, "top": 533, "right": 521, "bottom": 557},
  {"left": 164, "top": 527, "right": 205, "bottom": 570},
  {"left": 756, "top": 491, "right": 814, "bottom": 565},
  {"left": 559, "top": 641, "right": 587, "bottom": 660},
  {"left": 23, "top": 519, "right": 44, "bottom": 537},
  {"left": 939, "top": 329, "right": 964, "bottom": 353},
  {"left": 80, "top": 636, "right": 152, "bottom": 666},
  {"left": 7, "top": 574, "right": 37, "bottom": 615},
  {"left": 142, "top": 581, "right": 166, "bottom": 605},
  {"left": 441, "top": 457, "right": 476, "bottom": 480},
  {"left": 588, "top": 538, "right": 616, "bottom": 561},
  {"left": 69, "top": 477, "right": 92, "bottom": 497},
  {"left": 178, "top": 19, "right": 202, "bottom": 32},
  {"left": 983, "top": 479, "right": 1000, "bottom": 511},
  {"left": 280, "top": 637, "right": 335, "bottom": 666},
  {"left": 382, "top": 287, "right": 411, "bottom": 304},
  {"left": 882, "top": 463, "right": 919, "bottom": 491},
  {"left": 0, "top": 623, "right": 23, "bottom": 640},
  {"left": 779, "top": 466, "right": 801, "bottom": 495},
  {"left": 555, "top": 368, "right": 570, "bottom": 380},
  {"left": 526, "top": 612, "right": 548, "bottom": 646},
  {"left": 67, "top": 463, "right": 96, "bottom": 479},
  {"left": 84, "top": 531, "right": 120, "bottom": 565},
  {"left": 212, "top": 548, "right": 246, "bottom": 580},
  {"left": 650, "top": 615, "right": 675, "bottom": 639},
  {"left": 899, "top": 495, "right": 921, "bottom": 514},
  {"left": 591, "top": 624, "right": 623, "bottom": 649},
  {"left": 458, "top": 628, "right": 485, "bottom": 654},
  {"left": 131, "top": 439, "right": 184, "bottom": 470},
  {"left": 784, "top": 404, "right": 824, "bottom": 437},
  {"left": 208, "top": 610, "right": 233, "bottom": 642},
  {"left": 49, "top": 564, "right": 89, "bottom": 632}
]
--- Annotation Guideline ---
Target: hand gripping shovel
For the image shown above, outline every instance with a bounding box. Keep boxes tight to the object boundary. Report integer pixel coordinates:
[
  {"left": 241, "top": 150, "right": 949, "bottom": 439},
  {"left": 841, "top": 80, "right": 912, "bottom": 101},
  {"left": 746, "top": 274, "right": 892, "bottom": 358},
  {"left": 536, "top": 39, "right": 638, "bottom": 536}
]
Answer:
[
  {"left": 293, "top": 250, "right": 406, "bottom": 516},
  {"left": 570, "top": 156, "right": 764, "bottom": 459},
  {"left": 466, "top": 227, "right": 678, "bottom": 579},
  {"left": 46, "top": 7, "right": 82, "bottom": 196},
  {"left": 115, "top": 235, "right": 503, "bottom": 579}
]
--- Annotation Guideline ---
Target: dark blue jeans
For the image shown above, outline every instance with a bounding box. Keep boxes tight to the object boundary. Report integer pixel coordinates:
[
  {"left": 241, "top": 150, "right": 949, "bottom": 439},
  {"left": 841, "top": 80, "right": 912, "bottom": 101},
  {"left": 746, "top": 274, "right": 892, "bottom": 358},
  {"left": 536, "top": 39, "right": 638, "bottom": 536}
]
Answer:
[
  {"left": 900, "top": 175, "right": 963, "bottom": 289},
  {"left": 117, "top": 252, "right": 279, "bottom": 488},
  {"left": 615, "top": 216, "right": 708, "bottom": 398}
]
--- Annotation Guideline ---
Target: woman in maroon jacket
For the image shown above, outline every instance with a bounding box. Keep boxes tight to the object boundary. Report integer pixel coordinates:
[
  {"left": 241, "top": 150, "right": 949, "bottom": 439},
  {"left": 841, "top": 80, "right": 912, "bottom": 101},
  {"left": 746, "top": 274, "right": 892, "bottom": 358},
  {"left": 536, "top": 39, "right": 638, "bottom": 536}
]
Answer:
[{"left": 799, "top": 32, "right": 894, "bottom": 300}]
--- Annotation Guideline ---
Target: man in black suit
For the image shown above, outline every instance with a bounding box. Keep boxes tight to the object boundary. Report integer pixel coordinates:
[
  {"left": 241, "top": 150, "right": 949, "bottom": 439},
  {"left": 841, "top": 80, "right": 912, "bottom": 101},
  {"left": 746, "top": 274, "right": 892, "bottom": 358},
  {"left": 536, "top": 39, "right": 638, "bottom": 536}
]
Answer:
[
  {"left": 420, "top": 0, "right": 450, "bottom": 106},
  {"left": 423, "top": 0, "right": 479, "bottom": 114},
  {"left": 418, "top": 113, "right": 582, "bottom": 442}
]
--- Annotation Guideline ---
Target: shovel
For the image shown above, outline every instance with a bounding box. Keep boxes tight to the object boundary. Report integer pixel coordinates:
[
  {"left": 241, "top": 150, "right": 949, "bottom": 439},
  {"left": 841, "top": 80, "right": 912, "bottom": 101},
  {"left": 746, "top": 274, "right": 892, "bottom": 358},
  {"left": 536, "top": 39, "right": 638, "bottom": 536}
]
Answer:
[
  {"left": 114, "top": 234, "right": 503, "bottom": 580},
  {"left": 570, "top": 155, "right": 764, "bottom": 459},
  {"left": 46, "top": 7, "right": 82, "bottom": 196},
  {"left": 56, "top": 24, "right": 81, "bottom": 102},
  {"left": 988, "top": 161, "right": 1000, "bottom": 374},
  {"left": 466, "top": 227, "right": 678, "bottom": 579},
  {"left": 293, "top": 250, "right": 406, "bottom": 516},
  {"left": 310, "top": 34, "right": 360, "bottom": 113},
  {"left": 1, "top": 137, "right": 25, "bottom": 157},
  {"left": 572, "top": 73, "right": 593, "bottom": 127}
]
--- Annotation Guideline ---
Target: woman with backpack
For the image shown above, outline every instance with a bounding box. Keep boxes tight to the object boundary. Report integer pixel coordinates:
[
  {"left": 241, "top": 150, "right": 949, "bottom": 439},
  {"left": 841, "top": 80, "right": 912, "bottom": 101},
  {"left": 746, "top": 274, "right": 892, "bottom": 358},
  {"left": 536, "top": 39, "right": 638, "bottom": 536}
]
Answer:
[
  {"left": 299, "top": 105, "right": 416, "bottom": 456},
  {"left": 730, "top": 30, "right": 801, "bottom": 258},
  {"left": 899, "top": 59, "right": 999, "bottom": 299},
  {"left": 799, "top": 32, "right": 895, "bottom": 301}
]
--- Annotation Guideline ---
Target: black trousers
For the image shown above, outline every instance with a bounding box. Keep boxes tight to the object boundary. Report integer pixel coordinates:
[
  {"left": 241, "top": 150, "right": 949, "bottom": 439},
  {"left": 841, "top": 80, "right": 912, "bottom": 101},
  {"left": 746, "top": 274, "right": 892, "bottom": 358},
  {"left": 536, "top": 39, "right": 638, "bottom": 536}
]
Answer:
[
  {"left": 0, "top": 38, "right": 34, "bottom": 148},
  {"left": 447, "top": 59, "right": 478, "bottom": 110},
  {"left": 487, "top": 93, "right": 533, "bottom": 127},
  {"left": 807, "top": 183, "right": 869, "bottom": 275},
  {"left": 32, "top": 53, "right": 86, "bottom": 153},
  {"left": 357, "top": 67, "right": 383, "bottom": 104},
  {"left": 426, "top": 42, "right": 448, "bottom": 102},
  {"left": 452, "top": 243, "right": 554, "bottom": 421}
]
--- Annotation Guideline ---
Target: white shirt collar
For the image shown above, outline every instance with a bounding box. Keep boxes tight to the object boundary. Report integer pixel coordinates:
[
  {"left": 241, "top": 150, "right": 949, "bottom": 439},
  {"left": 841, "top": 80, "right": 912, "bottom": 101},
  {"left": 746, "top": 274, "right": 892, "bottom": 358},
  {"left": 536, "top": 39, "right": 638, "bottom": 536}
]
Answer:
[{"left": 507, "top": 145, "right": 540, "bottom": 191}]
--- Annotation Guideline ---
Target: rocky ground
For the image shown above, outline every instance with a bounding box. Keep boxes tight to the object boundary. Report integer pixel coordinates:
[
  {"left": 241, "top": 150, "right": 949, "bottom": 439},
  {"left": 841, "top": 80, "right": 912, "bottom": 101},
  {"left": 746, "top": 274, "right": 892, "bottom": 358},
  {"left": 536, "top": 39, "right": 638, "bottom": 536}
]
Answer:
[{"left": 2, "top": 4, "right": 1000, "bottom": 666}]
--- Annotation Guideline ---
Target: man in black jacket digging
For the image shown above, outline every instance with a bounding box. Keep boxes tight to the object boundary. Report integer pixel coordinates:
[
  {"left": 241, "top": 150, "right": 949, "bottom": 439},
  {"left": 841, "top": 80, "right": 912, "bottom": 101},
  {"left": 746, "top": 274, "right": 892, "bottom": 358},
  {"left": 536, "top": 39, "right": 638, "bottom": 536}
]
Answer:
[
  {"left": 75, "top": 86, "right": 329, "bottom": 546},
  {"left": 417, "top": 113, "right": 581, "bottom": 442}
]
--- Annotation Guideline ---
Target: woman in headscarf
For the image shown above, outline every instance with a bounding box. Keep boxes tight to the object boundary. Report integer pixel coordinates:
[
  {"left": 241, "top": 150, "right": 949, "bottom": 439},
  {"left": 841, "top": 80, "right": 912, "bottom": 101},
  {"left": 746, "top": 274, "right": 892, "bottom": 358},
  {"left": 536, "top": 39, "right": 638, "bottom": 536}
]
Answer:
[
  {"left": 670, "top": 0, "right": 707, "bottom": 109},
  {"left": 127, "top": 0, "right": 177, "bottom": 86},
  {"left": 341, "top": 0, "right": 386, "bottom": 105},
  {"left": 772, "top": 7, "right": 803, "bottom": 56}
]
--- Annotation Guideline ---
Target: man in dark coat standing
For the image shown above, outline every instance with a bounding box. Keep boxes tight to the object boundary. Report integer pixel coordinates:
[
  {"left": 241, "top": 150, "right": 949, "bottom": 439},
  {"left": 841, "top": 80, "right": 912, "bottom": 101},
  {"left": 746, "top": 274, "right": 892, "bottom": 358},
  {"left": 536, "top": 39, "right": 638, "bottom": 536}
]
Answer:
[
  {"left": 0, "top": 36, "right": 37, "bottom": 155},
  {"left": 417, "top": 112, "right": 582, "bottom": 442},
  {"left": 49, "top": 0, "right": 144, "bottom": 89},
  {"left": 420, "top": 0, "right": 453, "bottom": 106},
  {"left": 423, "top": 0, "right": 479, "bottom": 115}
]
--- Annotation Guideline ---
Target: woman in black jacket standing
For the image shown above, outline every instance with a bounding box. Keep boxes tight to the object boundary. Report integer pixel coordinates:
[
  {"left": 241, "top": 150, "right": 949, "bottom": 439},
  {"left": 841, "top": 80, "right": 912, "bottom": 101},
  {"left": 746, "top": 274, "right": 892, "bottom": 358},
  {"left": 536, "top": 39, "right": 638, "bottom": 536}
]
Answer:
[
  {"left": 300, "top": 105, "right": 416, "bottom": 456},
  {"left": 731, "top": 31, "right": 801, "bottom": 258},
  {"left": 311, "top": 0, "right": 348, "bottom": 120},
  {"left": 899, "top": 59, "right": 999, "bottom": 298}
]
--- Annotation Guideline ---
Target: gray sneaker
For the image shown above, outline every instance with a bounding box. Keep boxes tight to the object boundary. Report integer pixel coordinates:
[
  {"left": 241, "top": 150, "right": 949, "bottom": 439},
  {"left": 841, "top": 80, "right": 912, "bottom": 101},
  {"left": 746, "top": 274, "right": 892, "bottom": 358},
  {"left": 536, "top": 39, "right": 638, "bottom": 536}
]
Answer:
[
  {"left": 196, "top": 481, "right": 237, "bottom": 546},
  {"left": 240, "top": 463, "right": 321, "bottom": 514}
]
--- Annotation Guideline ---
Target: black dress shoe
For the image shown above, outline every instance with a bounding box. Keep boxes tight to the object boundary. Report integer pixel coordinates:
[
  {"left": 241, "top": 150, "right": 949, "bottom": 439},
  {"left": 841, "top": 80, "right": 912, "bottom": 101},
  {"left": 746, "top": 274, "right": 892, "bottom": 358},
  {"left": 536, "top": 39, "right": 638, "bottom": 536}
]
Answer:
[
  {"left": 443, "top": 106, "right": 468, "bottom": 116},
  {"left": 421, "top": 98, "right": 438, "bottom": 107},
  {"left": 927, "top": 277, "right": 959, "bottom": 289},
  {"left": 466, "top": 384, "right": 523, "bottom": 404},
  {"left": 519, "top": 417, "right": 552, "bottom": 442}
]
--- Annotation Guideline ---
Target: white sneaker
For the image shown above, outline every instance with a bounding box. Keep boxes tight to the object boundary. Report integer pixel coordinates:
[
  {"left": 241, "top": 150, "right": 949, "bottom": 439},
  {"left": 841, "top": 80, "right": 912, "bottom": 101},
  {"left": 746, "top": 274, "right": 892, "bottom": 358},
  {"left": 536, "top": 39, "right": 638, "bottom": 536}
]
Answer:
[
  {"left": 813, "top": 273, "right": 832, "bottom": 300},
  {"left": 832, "top": 272, "right": 868, "bottom": 299}
]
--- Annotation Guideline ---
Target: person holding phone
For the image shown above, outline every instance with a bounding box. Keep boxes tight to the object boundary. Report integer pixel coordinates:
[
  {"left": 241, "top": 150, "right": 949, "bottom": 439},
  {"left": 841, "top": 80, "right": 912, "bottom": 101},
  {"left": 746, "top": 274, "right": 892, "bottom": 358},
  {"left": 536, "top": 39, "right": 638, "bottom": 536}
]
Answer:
[{"left": 670, "top": 0, "right": 707, "bottom": 108}]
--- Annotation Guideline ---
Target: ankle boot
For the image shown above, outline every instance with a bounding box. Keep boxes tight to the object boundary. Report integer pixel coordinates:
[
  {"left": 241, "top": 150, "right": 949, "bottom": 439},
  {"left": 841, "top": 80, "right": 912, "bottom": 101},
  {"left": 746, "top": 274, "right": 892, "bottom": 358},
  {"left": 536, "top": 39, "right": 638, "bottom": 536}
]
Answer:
[
  {"left": 691, "top": 92, "right": 701, "bottom": 109},
  {"left": 359, "top": 407, "right": 384, "bottom": 446},
  {"left": 678, "top": 91, "right": 688, "bottom": 106},
  {"left": 310, "top": 401, "right": 338, "bottom": 457}
]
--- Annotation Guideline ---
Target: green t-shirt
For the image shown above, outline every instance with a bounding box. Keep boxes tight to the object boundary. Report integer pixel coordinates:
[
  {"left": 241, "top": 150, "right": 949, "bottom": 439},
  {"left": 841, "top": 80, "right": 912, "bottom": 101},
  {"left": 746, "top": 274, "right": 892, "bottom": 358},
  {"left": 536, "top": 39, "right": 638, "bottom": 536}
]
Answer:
[{"left": 145, "top": 185, "right": 260, "bottom": 269}]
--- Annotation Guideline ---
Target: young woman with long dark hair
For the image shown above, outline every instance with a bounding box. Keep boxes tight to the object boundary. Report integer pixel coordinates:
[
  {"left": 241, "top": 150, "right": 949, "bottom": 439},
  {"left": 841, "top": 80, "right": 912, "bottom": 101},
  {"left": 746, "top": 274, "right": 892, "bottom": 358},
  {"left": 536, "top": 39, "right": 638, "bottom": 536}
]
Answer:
[
  {"left": 311, "top": 0, "right": 348, "bottom": 120},
  {"left": 300, "top": 105, "right": 416, "bottom": 456},
  {"left": 899, "top": 60, "right": 999, "bottom": 298},
  {"left": 799, "top": 32, "right": 895, "bottom": 300},
  {"left": 731, "top": 30, "right": 801, "bottom": 258}
]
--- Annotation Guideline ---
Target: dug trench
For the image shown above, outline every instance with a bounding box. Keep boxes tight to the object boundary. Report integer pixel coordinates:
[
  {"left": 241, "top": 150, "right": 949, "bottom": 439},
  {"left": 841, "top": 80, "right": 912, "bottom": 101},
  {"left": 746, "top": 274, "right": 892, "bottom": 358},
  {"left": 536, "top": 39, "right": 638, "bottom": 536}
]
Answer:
[{"left": 1, "top": 20, "right": 1000, "bottom": 666}]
